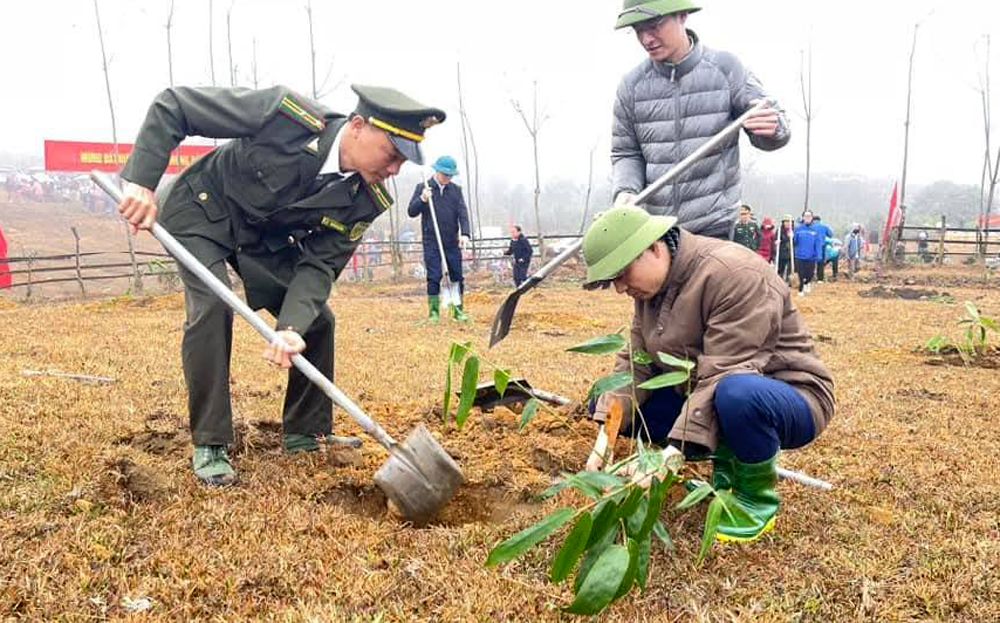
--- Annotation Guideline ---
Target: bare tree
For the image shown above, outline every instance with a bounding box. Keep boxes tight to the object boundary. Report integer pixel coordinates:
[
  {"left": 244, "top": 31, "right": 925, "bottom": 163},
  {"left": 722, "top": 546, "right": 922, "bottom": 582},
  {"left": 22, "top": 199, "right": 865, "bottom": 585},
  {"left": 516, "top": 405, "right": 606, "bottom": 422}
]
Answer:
[
  {"left": 208, "top": 0, "right": 217, "bottom": 86},
  {"left": 251, "top": 37, "right": 259, "bottom": 89},
  {"left": 456, "top": 62, "right": 484, "bottom": 266},
  {"left": 885, "top": 22, "right": 920, "bottom": 263},
  {"left": 305, "top": 1, "right": 342, "bottom": 99},
  {"left": 975, "top": 34, "right": 1000, "bottom": 255},
  {"left": 226, "top": 2, "right": 236, "bottom": 87},
  {"left": 93, "top": 0, "right": 142, "bottom": 295},
  {"left": 799, "top": 43, "right": 814, "bottom": 212},
  {"left": 578, "top": 142, "right": 598, "bottom": 234},
  {"left": 165, "top": 0, "right": 175, "bottom": 86},
  {"left": 511, "top": 81, "right": 547, "bottom": 259}
]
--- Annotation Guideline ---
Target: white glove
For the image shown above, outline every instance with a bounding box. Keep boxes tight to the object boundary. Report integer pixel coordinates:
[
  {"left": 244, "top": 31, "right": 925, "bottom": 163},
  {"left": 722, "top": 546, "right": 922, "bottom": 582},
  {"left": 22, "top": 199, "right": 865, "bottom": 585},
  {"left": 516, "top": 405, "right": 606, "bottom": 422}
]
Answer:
[
  {"left": 614, "top": 191, "right": 638, "bottom": 208},
  {"left": 586, "top": 425, "right": 610, "bottom": 472},
  {"left": 460, "top": 235, "right": 471, "bottom": 250},
  {"left": 420, "top": 187, "right": 432, "bottom": 203}
]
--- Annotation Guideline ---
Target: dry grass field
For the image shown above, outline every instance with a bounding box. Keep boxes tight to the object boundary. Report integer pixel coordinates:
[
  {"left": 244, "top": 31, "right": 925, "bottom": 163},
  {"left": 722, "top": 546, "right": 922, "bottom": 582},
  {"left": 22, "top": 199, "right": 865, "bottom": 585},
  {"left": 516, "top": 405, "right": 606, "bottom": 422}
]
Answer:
[{"left": 2, "top": 262, "right": 999, "bottom": 621}]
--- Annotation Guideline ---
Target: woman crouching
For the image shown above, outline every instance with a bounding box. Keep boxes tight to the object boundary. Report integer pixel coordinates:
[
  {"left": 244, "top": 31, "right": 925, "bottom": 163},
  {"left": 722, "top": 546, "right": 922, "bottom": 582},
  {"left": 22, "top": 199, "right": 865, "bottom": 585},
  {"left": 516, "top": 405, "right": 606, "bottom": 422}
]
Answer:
[{"left": 582, "top": 206, "right": 835, "bottom": 543}]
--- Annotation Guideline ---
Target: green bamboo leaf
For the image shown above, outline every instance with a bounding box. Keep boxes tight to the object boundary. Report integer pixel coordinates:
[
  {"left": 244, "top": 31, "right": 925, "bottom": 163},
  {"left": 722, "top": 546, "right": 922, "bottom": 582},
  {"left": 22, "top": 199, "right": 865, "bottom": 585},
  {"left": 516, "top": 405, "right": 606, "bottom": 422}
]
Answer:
[
  {"left": 572, "top": 471, "right": 626, "bottom": 492},
  {"left": 567, "top": 333, "right": 626, "bottom": 355},
  {"left": 653, "top": 519, "right": 675, "bottom": 551},
  {"left": 455, "top": 356, "right": 480, "bottom": 429},
  {"left": 585, "top": 500, "right": 618, "bottom": 549},
  {"left": 965, "top": 301, "right": 981, "bottom": 322},
  {"left": 550, "top": 512, "right": 594, "bottom": 583},
  {"left": 518, "top": 398, "right": 541, "bottom": 431},
  {"left": 637, "top": 476, "right": 668, "bottom": 539},
  {"left": 540, "top": 479, "right": 571, "bottom": 500},
  {"left": 450, "top": 341, "right": 472, "bottom": 364},
  {"left": 564, "top": 545, "right": 631, "bottom": 615},
  {"left": 617, "top": 487, "right": 644, "bottom": 520},
  {"left": 657, "top": 351, "right": 695, "bottom": 371},
  {"left": 637, "top": 370, "right": 690, "bottom": 390},
  {"left": 636, "top": 536, "right": 652, "bottom": 591},
  {"left": 486, "top": 508, "right": 576, "bottom": 567},
  {"left": 443, "top": 357, "right": 453, "bottom": 424},
  {"left": 587, "top": 371, "right": 633, "bottom": 402},
  {"left": 676, "top": 482, "right": 714, "bottom": 511},
  {"left": 626, "top": 496, "right": 649, "bottom": 538},
  {"left": 697, "top": 497, "right": 724, "bottom": 564},
  {"left": 494, "top": 369, "right": 511, "bottom": 398},
  {"left": 632, "top": 350, "right": 654, "bottom": 365},
  {"left": 576, "top": 523, "right": 620, "bottom": 593},
  {"left": 981, "top": 316, "right": 999, "bottom": 333},
  {"left": 613, "top": 538, "right": 641, "bottom": 601}
]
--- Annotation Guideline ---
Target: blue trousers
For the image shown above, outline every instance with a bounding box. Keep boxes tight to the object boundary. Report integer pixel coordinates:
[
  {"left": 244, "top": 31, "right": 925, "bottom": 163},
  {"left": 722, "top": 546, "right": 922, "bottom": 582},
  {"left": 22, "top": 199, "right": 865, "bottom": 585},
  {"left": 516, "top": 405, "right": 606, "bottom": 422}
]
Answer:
[
  {"left": 615, "top": 375, "right": 817, "bottom": 463},
  {"left": 424, "top": 244, "right": 464, "bottom": 296}
]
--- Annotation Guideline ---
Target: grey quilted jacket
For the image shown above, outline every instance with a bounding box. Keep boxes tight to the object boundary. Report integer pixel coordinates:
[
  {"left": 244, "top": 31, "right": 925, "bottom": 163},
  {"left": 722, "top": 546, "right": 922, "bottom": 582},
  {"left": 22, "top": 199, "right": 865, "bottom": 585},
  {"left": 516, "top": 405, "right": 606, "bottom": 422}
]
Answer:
[{"left": 612, "top": 30, "right": 790, "bottom": 238}]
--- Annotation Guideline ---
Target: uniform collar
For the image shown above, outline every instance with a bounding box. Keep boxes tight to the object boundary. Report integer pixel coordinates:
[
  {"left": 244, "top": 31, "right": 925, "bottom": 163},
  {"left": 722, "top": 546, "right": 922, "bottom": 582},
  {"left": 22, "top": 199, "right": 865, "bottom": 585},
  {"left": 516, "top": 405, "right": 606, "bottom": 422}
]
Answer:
[{"left": 319, "top": 123, "right": 349, "bottom": 177}]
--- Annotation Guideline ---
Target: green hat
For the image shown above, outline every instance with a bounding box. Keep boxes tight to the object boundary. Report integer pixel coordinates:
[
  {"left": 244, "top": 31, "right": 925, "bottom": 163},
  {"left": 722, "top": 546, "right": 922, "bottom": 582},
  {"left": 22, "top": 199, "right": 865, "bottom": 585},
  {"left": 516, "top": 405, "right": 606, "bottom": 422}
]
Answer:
[
  {"left": 351, "top": 84, "right": 447, "bottom": 165},
  {"left": 615, "top": 0, "right": 702, "bottom": 30},
  {"left": 582, "top": 206, "right": 677, "bottom": 287}
]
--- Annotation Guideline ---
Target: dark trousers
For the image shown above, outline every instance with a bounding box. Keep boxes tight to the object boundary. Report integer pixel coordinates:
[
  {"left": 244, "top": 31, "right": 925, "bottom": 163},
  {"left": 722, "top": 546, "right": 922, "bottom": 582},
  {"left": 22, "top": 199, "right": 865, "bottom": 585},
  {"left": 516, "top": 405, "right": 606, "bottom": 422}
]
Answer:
[
  {"left": 177, "top": 254, "right": 334, "bottom": 446},
  {"left": 619, "top": 375, "right": 816, "bottom": 463},
  {"left": 513, "top": 258, "right": 529, "bottom": 287},
  {"left": 796, "top": 259, "right": 816, "bottom": 292},
  {"left": 829, "top": 256, "right": 839, "bottom": 280},
  {"left": 817, "top": 258, "right": 826, "bottom": 281},
  {"left": 777, "top": 255, "right": 792, "bottom": 282},
  {"left": 423, "top": 243, "right": 464, "bottom": 296}
]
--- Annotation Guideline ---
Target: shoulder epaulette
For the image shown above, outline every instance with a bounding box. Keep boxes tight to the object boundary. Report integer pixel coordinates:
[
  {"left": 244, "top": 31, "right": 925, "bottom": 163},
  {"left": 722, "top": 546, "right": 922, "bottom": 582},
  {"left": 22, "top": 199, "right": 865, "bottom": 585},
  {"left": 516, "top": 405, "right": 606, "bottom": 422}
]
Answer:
[
  {"left": 366, "top": 182, "right": 394, "bottom": 212},
  {"left": 279, "top": 93, "right": 325, "bottom": 133}
]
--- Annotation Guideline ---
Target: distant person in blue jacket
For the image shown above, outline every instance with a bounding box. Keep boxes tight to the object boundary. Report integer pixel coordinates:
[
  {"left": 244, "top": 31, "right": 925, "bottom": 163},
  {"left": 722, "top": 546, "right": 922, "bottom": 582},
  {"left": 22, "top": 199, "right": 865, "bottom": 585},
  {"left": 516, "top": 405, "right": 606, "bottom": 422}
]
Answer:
[
  {"left": 825, "top": 237, "right": 842, "bottom": 282},
  {"left": 813, "top": 215, "right": 834, "bottom": 283},
  {"left": 793, "top": 210, "right": 822, "bottom": 296}
]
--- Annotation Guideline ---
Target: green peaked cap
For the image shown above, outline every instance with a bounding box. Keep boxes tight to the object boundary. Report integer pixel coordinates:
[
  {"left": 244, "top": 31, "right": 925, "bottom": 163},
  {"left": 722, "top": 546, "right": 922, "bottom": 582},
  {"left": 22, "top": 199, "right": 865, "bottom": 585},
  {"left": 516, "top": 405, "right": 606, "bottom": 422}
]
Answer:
[
  {"left": 582, "top": 206, "right": 677, "bottom": 286},
  {"left": 615, "top": 0, "right": 702, "bottom": 29}
]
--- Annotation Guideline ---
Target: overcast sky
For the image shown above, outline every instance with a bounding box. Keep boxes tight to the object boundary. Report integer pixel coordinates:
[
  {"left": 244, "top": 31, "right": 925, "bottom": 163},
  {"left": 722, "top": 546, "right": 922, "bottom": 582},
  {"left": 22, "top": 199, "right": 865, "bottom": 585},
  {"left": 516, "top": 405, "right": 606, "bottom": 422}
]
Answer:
[{"left": 2, "top": 0, "right": 998, "bottom": 190}]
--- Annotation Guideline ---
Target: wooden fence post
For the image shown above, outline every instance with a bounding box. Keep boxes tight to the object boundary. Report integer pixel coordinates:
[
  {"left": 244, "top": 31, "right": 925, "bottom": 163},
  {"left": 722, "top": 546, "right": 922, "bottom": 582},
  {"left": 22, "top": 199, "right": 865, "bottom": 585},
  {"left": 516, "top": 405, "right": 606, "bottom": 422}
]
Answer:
[
  {"left": 71, "top": 226, "right": 86, "bottom": 296},
  {"left": 25, "top": 250, "right": 34, "bottom": 300},
  {"left": 936, "top": 215, "right": 947, "bottom": 265}
]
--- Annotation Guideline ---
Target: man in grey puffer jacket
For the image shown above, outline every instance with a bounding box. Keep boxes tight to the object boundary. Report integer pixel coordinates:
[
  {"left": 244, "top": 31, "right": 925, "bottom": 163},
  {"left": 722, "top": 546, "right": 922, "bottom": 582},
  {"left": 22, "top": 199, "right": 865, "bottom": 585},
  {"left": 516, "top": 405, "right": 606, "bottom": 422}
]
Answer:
[{"left": 612, "top": 0, "right": 790, "bottom": 239}]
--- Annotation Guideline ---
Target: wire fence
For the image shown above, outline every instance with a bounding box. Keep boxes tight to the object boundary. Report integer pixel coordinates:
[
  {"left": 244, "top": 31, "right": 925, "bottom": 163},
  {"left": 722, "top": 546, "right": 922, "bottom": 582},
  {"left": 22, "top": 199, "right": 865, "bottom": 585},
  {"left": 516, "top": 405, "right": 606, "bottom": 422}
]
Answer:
[{"left": 0, "top": 229, "right": 582, "bottom": 298}]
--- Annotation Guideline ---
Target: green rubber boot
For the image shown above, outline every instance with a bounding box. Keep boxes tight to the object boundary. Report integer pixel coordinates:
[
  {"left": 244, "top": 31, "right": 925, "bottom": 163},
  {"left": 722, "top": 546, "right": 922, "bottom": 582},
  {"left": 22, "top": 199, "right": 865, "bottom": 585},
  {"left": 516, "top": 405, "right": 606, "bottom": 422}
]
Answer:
[
  {"left": 283, "top": 433, "right": 319, "bottom": 454},
  {"left": 192, "top": 445, "right": 237, "bottom": 487},
  {"left": 716, "top": 452, "right": 781, "bottom": 543},
  {"left": 711, "top": 443, "right": 737, "bottom": 491},
  {"left": 428, "top": 295, "right": 441, "bottom": 324},
  {"left": 451, "top": 303, "right": 470, "bottom": 323}
]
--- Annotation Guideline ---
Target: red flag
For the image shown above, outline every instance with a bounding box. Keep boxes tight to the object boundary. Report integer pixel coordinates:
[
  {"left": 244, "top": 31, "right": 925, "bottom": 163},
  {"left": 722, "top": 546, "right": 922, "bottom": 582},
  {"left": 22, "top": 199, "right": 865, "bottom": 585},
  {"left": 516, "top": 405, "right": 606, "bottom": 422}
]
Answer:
[
  {"left": 0, "top": 223, "right": 11, "bottom": 289},
  {"left": 882, "top": 183, "right": 899, "bottom": 249}
]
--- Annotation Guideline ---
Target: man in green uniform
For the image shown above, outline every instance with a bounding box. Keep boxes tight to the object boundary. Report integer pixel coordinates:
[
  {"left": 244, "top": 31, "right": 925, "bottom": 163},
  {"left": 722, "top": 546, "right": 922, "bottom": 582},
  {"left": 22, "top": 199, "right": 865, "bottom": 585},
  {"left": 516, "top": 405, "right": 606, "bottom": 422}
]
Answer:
[{"left": 117, "top": 84, "right": 445, "bottom": 486}]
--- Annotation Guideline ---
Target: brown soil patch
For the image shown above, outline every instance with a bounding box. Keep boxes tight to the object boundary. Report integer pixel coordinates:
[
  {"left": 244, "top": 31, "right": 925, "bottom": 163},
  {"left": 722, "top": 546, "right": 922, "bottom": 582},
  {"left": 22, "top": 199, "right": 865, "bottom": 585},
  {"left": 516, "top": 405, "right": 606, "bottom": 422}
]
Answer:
[
  {"left": 99, "top": 457, "right": 170, "bottom": 505},
  {"left": 116, "top": 429, "right": 188, "bottom": 457}
]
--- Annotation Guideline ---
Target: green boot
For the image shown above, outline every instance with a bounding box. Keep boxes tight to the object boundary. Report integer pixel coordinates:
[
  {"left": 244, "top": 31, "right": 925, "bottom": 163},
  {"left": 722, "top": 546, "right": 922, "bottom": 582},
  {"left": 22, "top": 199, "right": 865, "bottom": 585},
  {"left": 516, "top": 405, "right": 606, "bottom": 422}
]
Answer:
[
  {"left": 711, "top": 443, "right": 737, "bottom": 491},
  {"left": 192, "top": 445, "right": 237, "bottom": 487},
  {"left": 283, "top": 433, "right": 319, "bottom": 454},
  {"left": 451, "top": 303, "right": 471, "bottom": 323},
  {"left": 716, "top": 452, "right": 781, "bottom": 543},
  {"left": 428, "top": 295, "right": 441, "bottom": 324}
]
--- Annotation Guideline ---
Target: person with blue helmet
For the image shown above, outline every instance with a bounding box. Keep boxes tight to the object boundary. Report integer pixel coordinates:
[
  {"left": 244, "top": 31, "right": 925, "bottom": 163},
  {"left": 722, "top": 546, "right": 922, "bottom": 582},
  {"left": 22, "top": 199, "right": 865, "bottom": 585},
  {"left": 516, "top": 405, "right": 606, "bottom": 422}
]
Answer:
[{"left": 408, "top": 155, "right": 472, "bottom": 322}]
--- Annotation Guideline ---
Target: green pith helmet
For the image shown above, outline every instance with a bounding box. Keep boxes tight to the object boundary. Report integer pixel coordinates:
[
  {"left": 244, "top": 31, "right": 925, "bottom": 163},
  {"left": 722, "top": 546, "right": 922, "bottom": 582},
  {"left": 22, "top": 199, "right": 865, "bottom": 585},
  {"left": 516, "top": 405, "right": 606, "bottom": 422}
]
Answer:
[
  {"left": 615, "top": 0, "right": 702, "bottom": 30},
  {"left": 582, "top": 206, "right": 677, "bottom": 286}
]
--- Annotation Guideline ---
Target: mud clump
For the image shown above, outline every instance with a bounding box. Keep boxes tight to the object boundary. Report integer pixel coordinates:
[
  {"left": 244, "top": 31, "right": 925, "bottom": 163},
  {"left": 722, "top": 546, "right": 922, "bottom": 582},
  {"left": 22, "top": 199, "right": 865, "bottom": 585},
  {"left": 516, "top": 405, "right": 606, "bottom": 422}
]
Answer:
[
  {"left": 859, "top": 286, "right": 947, "bottom": 300},
  {"left": 100, "top": 457, "right": 169, "bottom": 505}
]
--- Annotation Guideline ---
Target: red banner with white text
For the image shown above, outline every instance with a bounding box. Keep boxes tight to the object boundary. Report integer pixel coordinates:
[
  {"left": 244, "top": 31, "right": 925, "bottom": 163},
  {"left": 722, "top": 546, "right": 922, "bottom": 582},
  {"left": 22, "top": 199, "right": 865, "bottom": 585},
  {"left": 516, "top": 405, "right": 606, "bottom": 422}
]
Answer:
[
  {"left": 0, "top": 224, "right": 11, "bottom": 289},
  {"left": 44, "top": 140, "right": 214, "bottom": 174}
]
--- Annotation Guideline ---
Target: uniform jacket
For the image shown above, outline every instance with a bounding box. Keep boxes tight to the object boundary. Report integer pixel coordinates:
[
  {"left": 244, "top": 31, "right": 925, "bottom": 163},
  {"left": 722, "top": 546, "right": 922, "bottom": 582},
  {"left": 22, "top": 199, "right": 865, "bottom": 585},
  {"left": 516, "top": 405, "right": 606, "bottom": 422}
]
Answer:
[
  {"left": 612, "top": 30, "right": 790, "bottom": 238},
  {"left": 121, "top": 85, "right": 393, "bottom": 334},
  {"left": 793, "top": 223, "right": 822, "bottom": 261},
  {"left": 730, "top": 218, "right": 760, "bottom": 251},
  {"left": 407, "top": 179, "right": 470, "bottom": 249},
  {"left": 594, "top": 231, "right": 835, "bottom": 451},
  {"left": 505, "top": 234, "right": 533, "bottom": 263}
]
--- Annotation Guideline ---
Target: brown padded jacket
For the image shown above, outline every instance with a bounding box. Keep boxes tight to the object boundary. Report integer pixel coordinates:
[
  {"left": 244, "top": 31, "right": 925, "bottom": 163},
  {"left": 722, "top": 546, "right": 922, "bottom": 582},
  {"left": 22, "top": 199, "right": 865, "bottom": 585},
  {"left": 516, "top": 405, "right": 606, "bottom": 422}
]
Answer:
[{"left": 594, "top": 229, "right": 835, "bottom": 451}]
